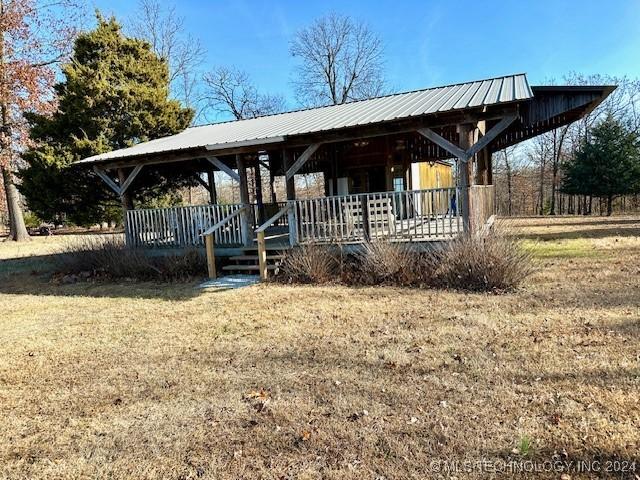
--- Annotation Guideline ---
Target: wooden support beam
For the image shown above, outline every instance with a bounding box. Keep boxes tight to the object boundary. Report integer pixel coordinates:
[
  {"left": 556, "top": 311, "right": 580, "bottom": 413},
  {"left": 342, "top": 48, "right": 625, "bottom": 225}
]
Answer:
[
  {"left": 194, "top": 173, "right": 209, "bottom": 190},
  {"left": 418, "top": 115, "right": 516, "bottom": 165},
  {"left": 254, "top": 163, "right": 265, "bottom": 224},
  {"left": 207, "top": 168, "right": 217, "bottom": 204},
  {"left": 257, "top": 230, "right": 268, "bottom": 281},
  {"left": 285, "top": 143, "right": 321, "bottom": 180},
  {"left": 93, "top": 166, "right": 121, "bottom": 195},
  {"left": 119, "top": 165, "right": 143, "bottom": 194},
  {"left": 466, "top": 115, "right": 516, "bottom": 158},
  {"left": 236, "top": 154, "right": 253, "bottom": 246},
  {"left": 283, "top": 149, "right": 297, "bottom": 246},
  {"left": 94, "top": 165, "right": 143, "bottom": 200},
  {"left": 417, "top": 128, "right": 470, "bottom": 162},
  {"left": 205, "top": 234, "right": 216, "bottom": 279},
  {"left": 207, "top": 156, "right": 240, "bottom": 182},
  {"left": 458, "top": 124, "right": 473, "bottom": 234}
]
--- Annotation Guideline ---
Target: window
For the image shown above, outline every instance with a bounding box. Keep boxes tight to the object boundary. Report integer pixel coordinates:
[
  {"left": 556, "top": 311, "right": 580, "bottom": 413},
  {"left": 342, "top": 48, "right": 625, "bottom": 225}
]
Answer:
[{"left": 393, "top": 176, "right": 404, "bottom": 192}]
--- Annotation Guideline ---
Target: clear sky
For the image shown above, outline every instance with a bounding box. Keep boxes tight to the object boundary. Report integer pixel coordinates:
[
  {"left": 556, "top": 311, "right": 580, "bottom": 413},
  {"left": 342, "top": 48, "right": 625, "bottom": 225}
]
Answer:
[{"left": 91, "top": 0, "right": 640, "bottom": 109}]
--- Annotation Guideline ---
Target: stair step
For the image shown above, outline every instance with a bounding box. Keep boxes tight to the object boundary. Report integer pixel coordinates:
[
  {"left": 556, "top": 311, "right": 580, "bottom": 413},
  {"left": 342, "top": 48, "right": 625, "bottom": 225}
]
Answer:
[
  {"left": 222, "top": 264, "right": 278, "bottom": 272},
  {"left": 242, "top": 247, "right": 288, "bottom": 253},
  {"left": 230, "top": 254, "right": 285, "bottom": 261}
]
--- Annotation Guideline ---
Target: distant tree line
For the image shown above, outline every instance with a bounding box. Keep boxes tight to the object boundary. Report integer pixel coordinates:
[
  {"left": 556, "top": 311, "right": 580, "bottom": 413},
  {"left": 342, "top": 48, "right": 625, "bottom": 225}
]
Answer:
[{"left": 493, "top": 74, "right": 640, "bottom": 217}]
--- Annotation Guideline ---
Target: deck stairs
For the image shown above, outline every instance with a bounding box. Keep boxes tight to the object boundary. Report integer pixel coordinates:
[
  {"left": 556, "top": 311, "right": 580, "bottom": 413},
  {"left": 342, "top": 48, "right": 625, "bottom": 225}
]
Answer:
[{"left": 222, "top": 231, "right": 290, "bottom": 275}]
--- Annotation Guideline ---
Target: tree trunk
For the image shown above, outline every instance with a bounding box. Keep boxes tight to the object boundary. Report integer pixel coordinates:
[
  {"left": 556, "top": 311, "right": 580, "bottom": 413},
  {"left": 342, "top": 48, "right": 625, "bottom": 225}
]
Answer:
[
  {"left": 607, "top": 195, "right": 613, "bottom": 216},
  {"left": 2, "top": 164, "right": 30, "bottom": 241},
  {"left": 538, "top": 154, "right": 545, "bottom": 216}
]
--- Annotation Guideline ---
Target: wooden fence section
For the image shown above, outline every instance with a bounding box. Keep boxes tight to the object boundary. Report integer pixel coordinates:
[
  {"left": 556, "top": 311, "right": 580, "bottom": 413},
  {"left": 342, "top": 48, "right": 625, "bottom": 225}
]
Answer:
[
  {"left": 469, "top": 185, "right": 496, "bottom": 232},
  {"left": 125, "top": 204, "right": 246, "bottom": 248},
  {"left": 294, "top": 188, "right": 461, "bottom": 243}
]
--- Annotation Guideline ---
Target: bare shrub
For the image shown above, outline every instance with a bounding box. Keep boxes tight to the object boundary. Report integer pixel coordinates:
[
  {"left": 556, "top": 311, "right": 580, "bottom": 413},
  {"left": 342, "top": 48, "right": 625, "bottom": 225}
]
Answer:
[
  {"left": 276, "top": 244, "right": 340, "bottom": 284},
  {"left": 355, "top": 241, "right": 425, "bottom": 285},
  {"left": 55, "top": 235, "right": 206, "bottom": 281},
  {"left": 435, "top": 230, "right": 535, "bottom": 292}
]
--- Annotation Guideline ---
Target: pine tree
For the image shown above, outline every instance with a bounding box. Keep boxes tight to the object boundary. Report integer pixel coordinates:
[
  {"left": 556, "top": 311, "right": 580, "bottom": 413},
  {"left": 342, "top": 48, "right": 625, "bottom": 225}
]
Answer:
[
  {"left": 562, "top": 115, "right": 640, "bottom": 215},
  {"left": 20, "top": 14, "right": 194, "bottom": 226}
]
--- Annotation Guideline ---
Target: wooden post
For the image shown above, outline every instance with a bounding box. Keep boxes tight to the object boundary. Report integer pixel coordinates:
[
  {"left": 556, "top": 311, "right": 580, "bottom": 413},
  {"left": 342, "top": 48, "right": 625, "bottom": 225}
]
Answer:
[
  {"left": 236, "top": 154, "right": 253, "bottom": 246},
  {"left": 117, "top": 168, "right": 134, "bottom": 245},
  {"left": 117, "top": 168, "right": 134, "bottom": 211},
  {"left": 206, "top": 167, "right": 217, "bottom": 204},
  {"left": 283, "top": 149, "right": 297, "bottom": 246},
  {"left": 269, "top": 159, "right": 277, "bottom": 203},
  {"left": 257, "top": 230, "right": 268, "bottom": 281},
  {"left": 205, "top": 233, "right": 216, "bottom": 279},
  {"left": 385, "top": 136, "right": 393, "bottom": 192},
  {"left": 361, "top": 195, "right": 370, "bottom": 240},
  {"left": 254, "top": 162, "right": 265, "bottom": 224},
  {"left": 458, "top": 124, "right": 473, "bottom": 234}
]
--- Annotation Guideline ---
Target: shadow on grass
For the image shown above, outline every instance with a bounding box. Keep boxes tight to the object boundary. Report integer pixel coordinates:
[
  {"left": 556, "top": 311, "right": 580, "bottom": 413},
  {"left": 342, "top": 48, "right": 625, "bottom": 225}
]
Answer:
[
  {"left": 0, "top": 252, "right": 203, "bottom": 301},
  {"left": 517, "top": 226, "right": 640, "bottom": 241},
  {"left": 528, "top": 218, "right": 640, "bottom": 228}
]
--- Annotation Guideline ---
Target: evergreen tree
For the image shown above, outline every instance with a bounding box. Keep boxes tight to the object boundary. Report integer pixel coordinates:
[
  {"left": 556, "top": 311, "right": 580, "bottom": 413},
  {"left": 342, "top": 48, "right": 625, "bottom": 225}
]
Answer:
[
  {"left": 562, "top": 115, "right": 640, "bottom": 215},
  {"left": 20, "top": 14, "right": 194, "bottom": 225}
]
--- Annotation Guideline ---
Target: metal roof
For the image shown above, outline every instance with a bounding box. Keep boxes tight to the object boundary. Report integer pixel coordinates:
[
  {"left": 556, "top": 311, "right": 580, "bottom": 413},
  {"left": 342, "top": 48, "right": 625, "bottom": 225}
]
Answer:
[{"left": 78, "top": 73, "right": 533, "bottom": 164}]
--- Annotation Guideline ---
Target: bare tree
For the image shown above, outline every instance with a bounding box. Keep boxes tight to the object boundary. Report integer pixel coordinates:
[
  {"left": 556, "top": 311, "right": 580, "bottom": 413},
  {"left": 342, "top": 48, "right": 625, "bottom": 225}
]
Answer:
[
  {"left": 202, "top": 66, "right": 286, "bottom": 120},
  {"left": 0, "top": 0, "right": 83, "bottom": 241},
  {"left": 495, "top": 146, "right": 519, "bottom": 216},
  {"left": 290, "top": 13, "right": 385, "bottom": 106},
  {"left": 129, "top": 0, "right": 205, "bottom": 118}
]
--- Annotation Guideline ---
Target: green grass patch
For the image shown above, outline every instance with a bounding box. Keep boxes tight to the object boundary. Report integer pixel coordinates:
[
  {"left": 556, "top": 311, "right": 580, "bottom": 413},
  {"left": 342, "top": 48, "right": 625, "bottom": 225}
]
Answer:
[{"left": 522, "top": 238, "right": 599, "bottom": 259}]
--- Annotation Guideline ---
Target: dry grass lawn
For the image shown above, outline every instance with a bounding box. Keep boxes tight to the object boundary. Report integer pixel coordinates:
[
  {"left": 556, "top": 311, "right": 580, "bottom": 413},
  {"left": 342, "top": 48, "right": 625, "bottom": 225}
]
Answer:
[{"left": 0, "top": 217, "right": 638, "bottom": 479}]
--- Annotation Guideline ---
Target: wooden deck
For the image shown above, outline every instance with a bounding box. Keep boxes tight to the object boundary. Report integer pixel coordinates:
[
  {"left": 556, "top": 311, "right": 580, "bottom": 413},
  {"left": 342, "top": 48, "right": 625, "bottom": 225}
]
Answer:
[{"left": 123, "top": 187, "right": 493, "bottom": 251}]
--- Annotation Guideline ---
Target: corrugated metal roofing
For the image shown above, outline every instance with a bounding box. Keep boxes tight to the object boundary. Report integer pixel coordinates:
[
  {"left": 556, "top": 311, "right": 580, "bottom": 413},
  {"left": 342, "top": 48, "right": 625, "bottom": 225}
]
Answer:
[{"left": 79, "top": 73, "right": 533, "bottom": 164}]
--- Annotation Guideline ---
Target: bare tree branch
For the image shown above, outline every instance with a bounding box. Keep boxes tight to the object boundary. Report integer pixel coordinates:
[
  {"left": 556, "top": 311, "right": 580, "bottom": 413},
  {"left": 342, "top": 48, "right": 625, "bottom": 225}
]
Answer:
[
  {"left": 128, "top": 0, "right": 205, "bottom": 118},
  {"left": 290, "top": 13, "right": 386, "bottom": 107},
  {"left": 201, "top": 66, "right": 286, "bottom": 121}
]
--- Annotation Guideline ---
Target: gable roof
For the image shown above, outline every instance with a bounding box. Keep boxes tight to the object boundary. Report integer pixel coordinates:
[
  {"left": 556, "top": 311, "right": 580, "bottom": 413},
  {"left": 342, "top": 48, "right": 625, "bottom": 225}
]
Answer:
[{"left": 78, "top": 73, "right": 533, "bottom": 165}]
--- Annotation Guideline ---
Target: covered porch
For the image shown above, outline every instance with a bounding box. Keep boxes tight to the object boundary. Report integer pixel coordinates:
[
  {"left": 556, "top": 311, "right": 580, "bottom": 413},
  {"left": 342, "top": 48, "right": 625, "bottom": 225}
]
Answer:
[{"left": 78, "top": 73, "right": 613, "bottom": 280}]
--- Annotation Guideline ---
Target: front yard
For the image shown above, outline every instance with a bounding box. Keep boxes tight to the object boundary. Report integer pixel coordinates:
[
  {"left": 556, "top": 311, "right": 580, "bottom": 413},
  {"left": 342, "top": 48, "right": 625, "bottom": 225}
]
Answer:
[{"left": 0, "top": 217, "right": 638, "bottom": 479}]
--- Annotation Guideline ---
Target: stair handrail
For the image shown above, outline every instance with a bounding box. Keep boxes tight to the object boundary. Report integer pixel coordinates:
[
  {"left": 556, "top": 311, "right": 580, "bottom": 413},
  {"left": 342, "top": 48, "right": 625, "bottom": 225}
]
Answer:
[
  {"left": 255, "top": 203, "right": 293, "bottom": 281},
  {"left": 255, "top": 203, "right": 292, "bottom": 233},
  {"left": 201, "top": 205, "right": 247, "bottom": 279},
  {"left": 202, "top": 205, "right": 247, "bottom": 237}
]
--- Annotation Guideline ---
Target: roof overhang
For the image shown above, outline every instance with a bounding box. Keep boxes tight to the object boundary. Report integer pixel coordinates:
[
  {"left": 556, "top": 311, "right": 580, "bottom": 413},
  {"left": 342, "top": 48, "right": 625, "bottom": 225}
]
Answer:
[{"left": 75, "top": 75, "right": 615, "bottom": 170}]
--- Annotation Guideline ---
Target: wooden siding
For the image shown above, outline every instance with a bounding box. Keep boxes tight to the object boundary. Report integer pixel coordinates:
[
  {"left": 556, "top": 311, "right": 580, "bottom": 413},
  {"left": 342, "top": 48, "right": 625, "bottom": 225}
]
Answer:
[{"left": 416, "top": 162, "right": 454, "bottom": 190}]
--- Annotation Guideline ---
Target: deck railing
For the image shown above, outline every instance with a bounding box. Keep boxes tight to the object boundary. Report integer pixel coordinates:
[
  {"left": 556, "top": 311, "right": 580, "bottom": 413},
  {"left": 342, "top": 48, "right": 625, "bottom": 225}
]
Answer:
[
  {"left": 124, "top": 186, "right": 480, "bottom": 249},
  {"left": 125, "top": 203, "right": 246, "bottom": 248},
  {"left": 293, "top": 187, "right": 461, "bottom": 244}
]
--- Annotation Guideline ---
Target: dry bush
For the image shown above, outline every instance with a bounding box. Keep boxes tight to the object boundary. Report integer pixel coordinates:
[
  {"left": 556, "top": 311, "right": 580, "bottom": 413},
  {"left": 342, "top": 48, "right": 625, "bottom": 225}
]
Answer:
[
  {"left": 354, "top": 241, "right": 433, "bottom": 285},
  {"left": 435, "top": 230, "right": 535, "bottom": 292},
  {"left": 276, "top": 227, "right": 534, "bottom": 292},
  {"left": 276, "top": 244, "right": 340, "bottom": 284},
  {"left": 55, "top": 235, "right": 206, "bottom": 281}
]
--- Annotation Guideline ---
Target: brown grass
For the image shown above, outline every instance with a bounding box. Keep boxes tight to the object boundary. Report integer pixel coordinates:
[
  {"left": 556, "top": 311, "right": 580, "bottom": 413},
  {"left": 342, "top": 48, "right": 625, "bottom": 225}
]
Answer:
[{"left": 0, "top": 216, "right": 638, "bottom": 479}]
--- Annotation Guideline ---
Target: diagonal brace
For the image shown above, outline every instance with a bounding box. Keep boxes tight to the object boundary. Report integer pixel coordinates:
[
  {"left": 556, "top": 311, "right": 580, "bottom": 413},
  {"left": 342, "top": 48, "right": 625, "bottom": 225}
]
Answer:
[
  {"left": 93, "top": 165, "right": 143, "bottom": 196},
  {"left": 286, "top": 143, "right": 322, "bottom": 180},
  {"left": 207, "top": 156, "right": 240, "bottom": 182},
  {"left": 417, "top": 114, "right": 517, "bottom": 163}
]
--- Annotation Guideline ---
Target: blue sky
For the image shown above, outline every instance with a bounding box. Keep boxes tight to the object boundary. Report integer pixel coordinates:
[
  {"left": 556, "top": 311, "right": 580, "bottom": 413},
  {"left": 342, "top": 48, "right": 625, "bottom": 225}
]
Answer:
[{"left": 92, "top": 0, "right": 640, "bottom": 110}]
